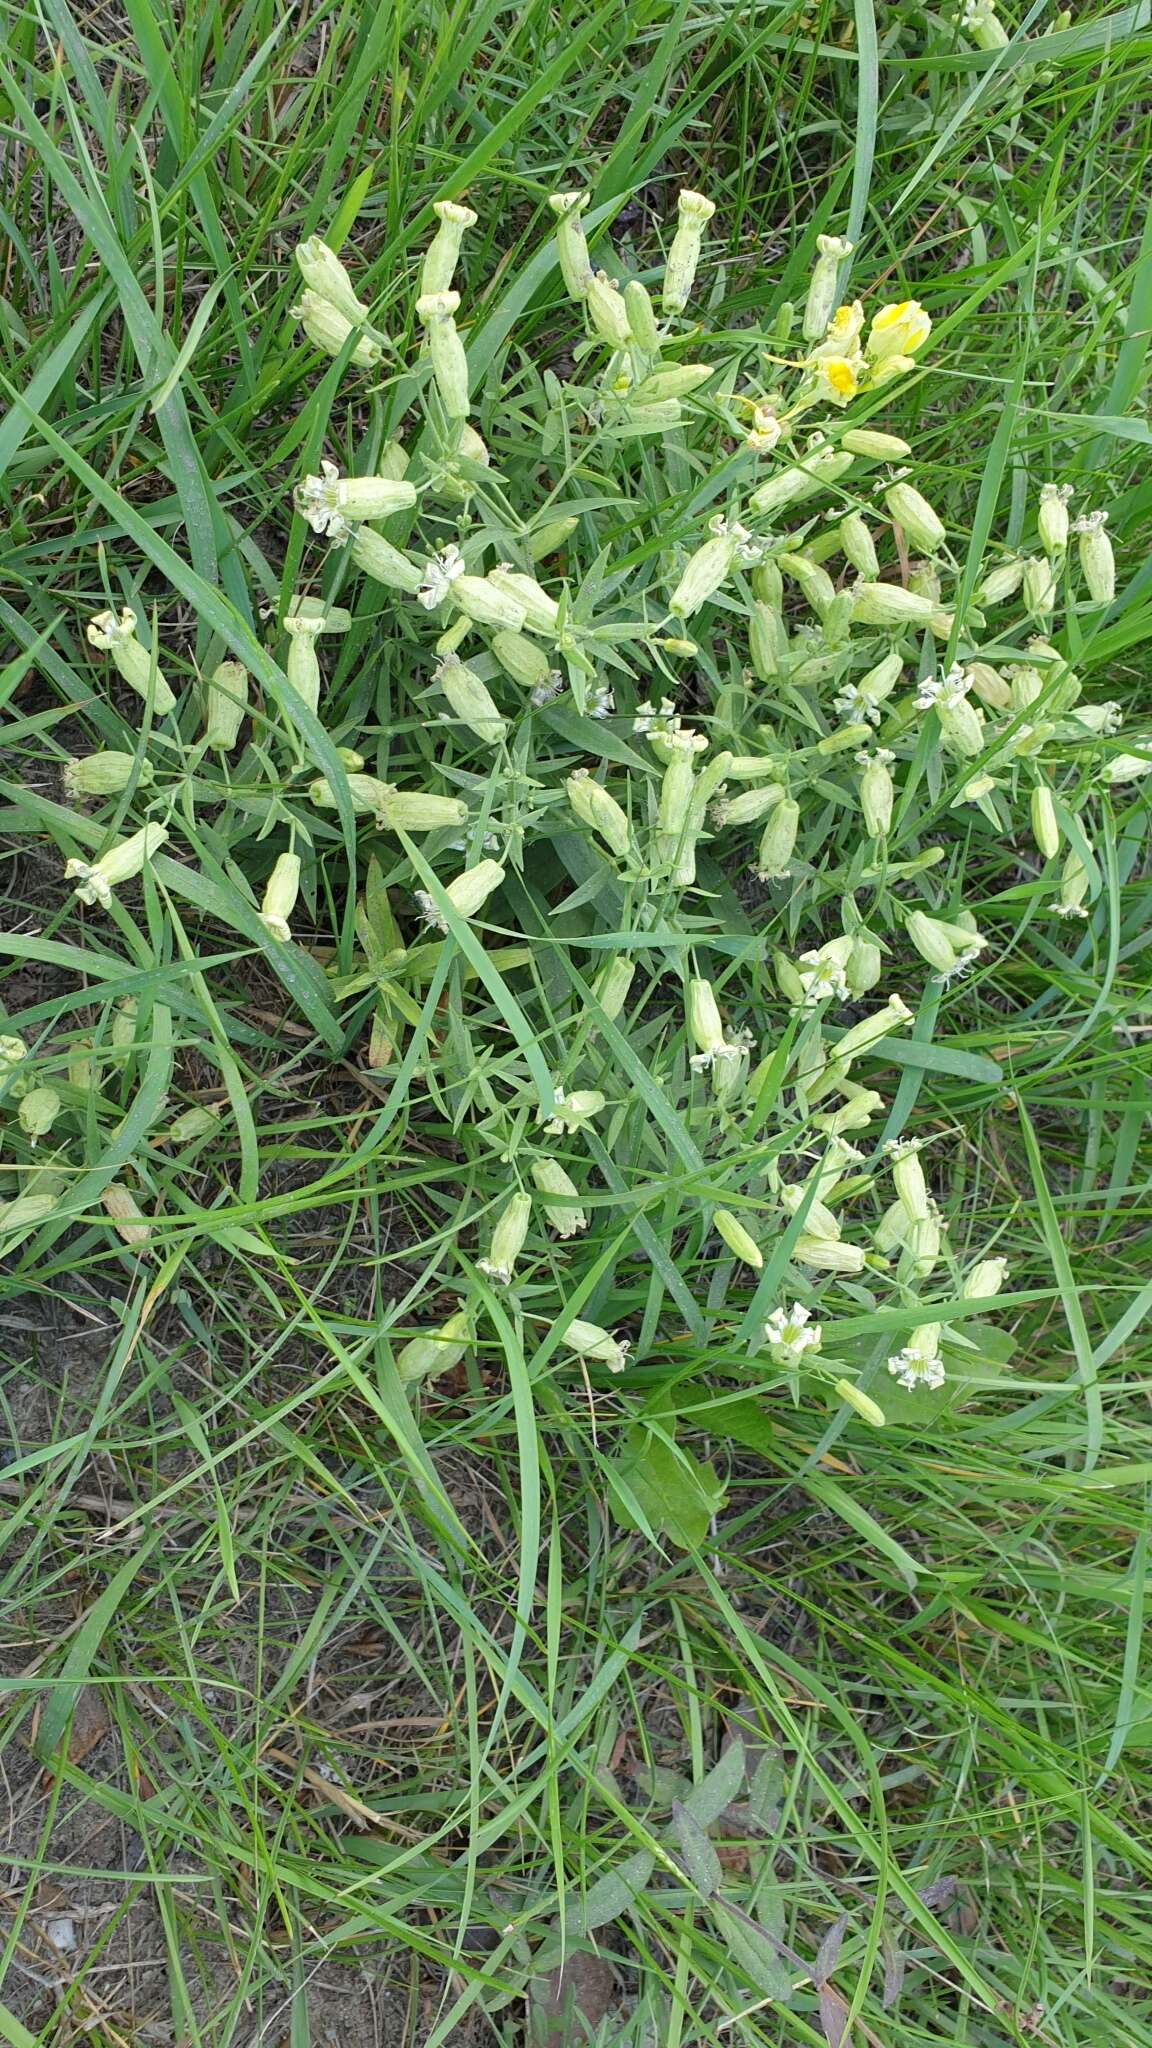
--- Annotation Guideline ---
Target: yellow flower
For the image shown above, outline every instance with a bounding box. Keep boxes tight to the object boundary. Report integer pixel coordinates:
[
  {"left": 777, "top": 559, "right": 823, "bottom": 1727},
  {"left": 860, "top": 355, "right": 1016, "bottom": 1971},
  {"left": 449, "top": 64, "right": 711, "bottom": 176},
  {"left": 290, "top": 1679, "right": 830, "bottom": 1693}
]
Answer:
[
  {"left": 814, "top": 353, "right": 860, "bottom": 405},
  {"left": 866, "top": 299, "right": 932, "bottom": 362}
]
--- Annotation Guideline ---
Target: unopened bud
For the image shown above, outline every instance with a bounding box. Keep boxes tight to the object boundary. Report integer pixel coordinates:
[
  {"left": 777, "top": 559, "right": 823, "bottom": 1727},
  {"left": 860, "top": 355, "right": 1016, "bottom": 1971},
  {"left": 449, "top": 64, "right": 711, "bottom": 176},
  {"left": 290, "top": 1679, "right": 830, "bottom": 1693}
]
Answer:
[
  {"left": 803, "top": 235, "right": 853, "bottom": 343},
  {"left": 885, "top": 480, "right": 945, "bottom": 556},
  {"left": 835, "top": 994, "right": 913, "bottom": 1063},
  {"left": 1030, "top": 784, "right": 1060, "bottom": 861},
  {"left": 835, "top": 1379, "right": 886, "bottom": 1427},
  {"left": 622, "top": 278, "right": 660, "bottom": 352},
  {"left": 435, "top": 653, "right": 507, "bottom": 743},
  {"left": 839, "top": 511, "right": 879, "bottom": 578},
  {"left": 755, "top": 797, "right": 799, "bottom": 879},
  {"left": 713, "top": 1207, "right": 763, "bottom": 1269},
  {"left": 295, "top": 236, "right": 372, "bottom": 325},
  {"left": 548, "top": 191, "right": 593, "bottom": 300},
  {"left": 1022, "top": 554, "right": 1056, "bottom": 623},
  {"left": 585, "top": 271, "right": 632, "bottom": 348},
  {"left": 1038, "top": 482, "right": 1073, "bottom": 557},
  {"left": 841, "top": 429, "right": 911, "bottom": 459},
  {"left": 857, "top": 749, "right": 895, "bottom": 838},
  {"left": 349, "top": 526, "right": 424, "bottom": 593},
  {"left": 592, "top": 956, "right": 636, "bottom": 1020},
  {"left": 794, "top": 1234, "right": 866, "bottom": 1273},
  {"left": 566, "top": 769, "right": 632, "bottom": 858},
  {"left": 203, "top": 662, "right": 249, "bottom": 751},
  {"left": 18, "top": 1087, "right": 61, "bottom": 1141},
  {"left": 975, "top": 557, "right": 1026, "bottom": 606},
  {"left": 492, "top": 630, "right": 554, "bottom": 690},
  {"left": 851, "top": 581, "right": 935, "bottom": 627},
  {"left": 292, "top": 288, "right": 383, "bottom": 368},
  {"left": 962, "top": 1255, "right": 1009, "bottom": 1299}
]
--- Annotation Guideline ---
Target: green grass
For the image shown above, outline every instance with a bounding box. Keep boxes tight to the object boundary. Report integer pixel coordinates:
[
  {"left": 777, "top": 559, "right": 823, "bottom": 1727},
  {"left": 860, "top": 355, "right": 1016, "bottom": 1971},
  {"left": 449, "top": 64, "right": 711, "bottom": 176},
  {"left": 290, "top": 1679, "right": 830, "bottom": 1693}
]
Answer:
[{"left": 1, "top": 0, "right": 1151, "bottom": 2043}]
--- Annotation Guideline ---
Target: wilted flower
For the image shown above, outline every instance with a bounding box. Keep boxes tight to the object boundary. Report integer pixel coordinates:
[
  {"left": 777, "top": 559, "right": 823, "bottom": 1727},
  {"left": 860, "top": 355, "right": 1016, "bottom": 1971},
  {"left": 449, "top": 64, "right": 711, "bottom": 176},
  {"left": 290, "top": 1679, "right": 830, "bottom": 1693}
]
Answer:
[
  {"left": 65, "top": 823, "right": 169, "bottom": 908},
  {"left": 87, "top": 607, "right": 176, "bottom": 715},
  {"left": 415, "top": 858, "right": 505, "bottom": 930},
  {"left": 560, "top": 1318, "right": 630, "bottom": 1374},
  {"left": 292, "top": 288, "right": 383, "bottom": 368},
  {"left": 259, "top": 852, "right": 302, "bottom": 942},
  {"left": 804, "top": 235, "right": 853, "bottom": 343},
  {"left": 1075, "top": 510, "right": 1115, "bottom": 605},
  {"left": 663, "top": 188, "right": 717, "bottom": 313},
  {"left": 478, "top": 1191, "right": 532, "bottom": 1283}
]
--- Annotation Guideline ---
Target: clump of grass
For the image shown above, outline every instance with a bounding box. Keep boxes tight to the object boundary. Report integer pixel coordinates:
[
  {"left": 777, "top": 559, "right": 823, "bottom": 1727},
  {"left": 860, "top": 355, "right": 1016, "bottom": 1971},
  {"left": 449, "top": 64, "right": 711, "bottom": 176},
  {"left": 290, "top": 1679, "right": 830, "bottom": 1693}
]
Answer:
[{"left": 1, "top": 0, "right": 1151, "bottom": 2042}]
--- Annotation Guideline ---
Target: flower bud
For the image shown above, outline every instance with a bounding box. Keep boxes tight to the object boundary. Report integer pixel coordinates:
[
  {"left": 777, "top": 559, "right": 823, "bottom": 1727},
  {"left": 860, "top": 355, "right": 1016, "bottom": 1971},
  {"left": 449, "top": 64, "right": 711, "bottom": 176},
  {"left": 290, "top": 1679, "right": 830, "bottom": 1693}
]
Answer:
[
  {"left": 834, "top": 993, "right": 913, "bottom": 1063},
  {"left": 755, "top": 797, "right": 799, "bottom": 879},
  {"left": 750, "top": 448, "right": 855, "bottom": 516},
  {"left": 803, "top": 235, "right": 853, "bottom": 343},
  {"left": 774, "top": 951, "right": 806, "bottom": 1004},
  {"left": 308, "top": 775, "right": 468, "bottom": 833},
  {"left": 632, "top": 364, "right": 714, "bottom": 403},
  {"left": 670, "top": 521, "right": 747, "bottom": 618},
  {"left": 657, "top": 743, "right": 697, "bottom": 836},
  {"left": 842, "top": 429, "right": 911, "bottom": 459},
  {"left": 565, "top": 769, "right": 633, "bottom": 858},
  {"left": 623, "top": 278, "right": 660, "bottom": 352},
  {"left": 850, "top": 581, "right": 935, "bottom": 627},
  {"left": 713, "top": 1208, "right": 764, "bottom": 1270},
  {"left": 885, "top": 479, "right": 945, "bottom": 556},
  {"left": 491, "top": 630, "right": 555, "bottom": 690},
  {"left": 201, "top": 661, "right": 249, "bottom": 751},
  {"left": 548, "top": 191, "right": 593, "bottom": 300},
  {"left": 561, "top": 1318, "right": 630, "bottom": 1374},
  {"left": 779, "top": 551, "right": 836, "bottom": 619},
  {"left": 486, "top": 567, "right": 560, "bottom": 635},
  {"left": 260, "top": 851, "right": 302, "bottom": 942},
  {"left": 531, "top": 1159, "right": 588, "bottom": 1238},
  {"left": 101, "top": 1182, "right": 151, "bottom": 1246},
  {"left": 295, "top": 236, "right": 372, "bottom": 324},
  {"left": 1022, "top": 554, "right": 1056, "bottom": 623},
  {"left": 713, "top": 782, "right": 786, "bottom": 828},
  {"left": 838, "top": 511, "right": 878, "bottom": 578},
  {"left": 847, "top": 932, "right": 883, "bottom": 995},
  {"left": 292, "top": 288, "right": 383, "bottom": 368},
  {"left": 416, "top": 858, "right": 505, "bottom": 930},
  {"left": 422, "top": 199, "right": 477, "bottom": 296},
  {"left": 1075, "top": 510, "right": 1115, "bottom": 604},
  {"left": 966, "top": 661, "right": 1012, "bottom": 711},
  {"left": 900, "top": 1211, "right": 941, "bottom": 1280},
  {"left": 349, "top": 526, "right": 425, "bottom": 593},
  {"left": 592, "top": 956, "right": 636, "bottom": 1021},
  {"left": 780, "top": 1184, "right": 842, "bottom": 1240},
  {"left": 164, "top": 1105, "right": 221, "bottom": 1146},
  {"left": 663, "top": 189, "right": 716, "bottom": 314},
  {"left": 1038, "top": 482, "right": 1073, "bottom": 557},
  {"left": 585, "top": 270, "right": 632, "bottom": 347},
  {"left": 19, "top": 1086, "right": 62, "bottom": 1140},
  {"left": 396, "top": 1307, "right": 472, "bottom": 1384},
  {"left": 866, "top": 300, "right": 931, "bottom": 363},
  {"left": 87, "top": 608, "right": 176, "bottom": 714},
  {"left": 283, "top": 611, "right": 324, "bottom": 714},
  {"left": 450, "top": 575, "right": 526, "bottom": 631},
  {"left": 294, "top": 461, "right": 417, "bottom": 537},
  {"left": 529, "top": 516, "right": 580, "bottom": 561},
  {"left": 417, "top": 290, "right": 470, "bottom": 418},
  {"left": 856, "top": 748, "right": 895, "bottom": 837},
  {"left": 1031, "top": 784, "right": 1060, "bottom": 861},
  {"left": 435, "top": 653, "right": 507, "bottom": 742},
  {"left": 975, "top": 557, "right": 1026, "bottom": 606},
  {"left": 835, "top": 1379, "right": 886, "bottom": 1427},
  {"left": 63, "top": 751, "right": 154, "bottom": 798},
  {"left": 478, "top": 1191, "right": 532, "bottom": 1284},
  {"left": 963, "top": 1254, "right": 1011, "bottom": 1303},
  {"left": 794, "top": 1234, "right": 866, "bottom": 1273},
  {"left": 751, "top": 558, "right": 783, "bottom": 605},
  {"left": 748, "top": 601, "right": 789, "bottom": 682},
  {"left": 905, "top": 909, "right": 958, "bottom": 973},
  {"left": 65, "top": 822, "right": 169, "bottom": 909}
]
